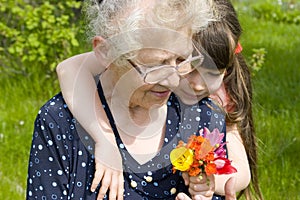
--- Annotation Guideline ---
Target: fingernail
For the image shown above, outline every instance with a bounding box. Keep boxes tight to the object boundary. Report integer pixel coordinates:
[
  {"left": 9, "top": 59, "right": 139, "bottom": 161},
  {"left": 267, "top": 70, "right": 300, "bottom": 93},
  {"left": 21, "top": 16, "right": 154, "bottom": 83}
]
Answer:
[{"left": 177, "top": 193, "right": 184, "bottom": 200}]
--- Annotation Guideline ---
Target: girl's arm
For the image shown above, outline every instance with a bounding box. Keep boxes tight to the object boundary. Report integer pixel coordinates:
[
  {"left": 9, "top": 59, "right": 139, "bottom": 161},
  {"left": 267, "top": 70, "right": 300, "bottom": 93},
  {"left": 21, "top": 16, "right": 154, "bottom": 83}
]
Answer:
[
  {"left": 214, "top": 124, "right": 251, "bottom": 195},
  {"left": 210, "top": 85, "right": 251, "bottom": 195},
  {"left": 56, "top": 52, "right": 112, "bottom": 140},
  {"left": 56, "top": 52, "right": 123, "bottom": 199}
]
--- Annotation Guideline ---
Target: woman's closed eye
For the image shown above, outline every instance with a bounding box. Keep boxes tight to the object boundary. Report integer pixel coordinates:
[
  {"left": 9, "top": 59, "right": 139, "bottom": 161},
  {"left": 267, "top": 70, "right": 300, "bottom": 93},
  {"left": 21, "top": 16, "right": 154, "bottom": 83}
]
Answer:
[
  {"left": 207, "top": 71, "right": 223, "bottom": 77},
  {"left": 176, "top": 57, "right": 187, "bottom": 65}
]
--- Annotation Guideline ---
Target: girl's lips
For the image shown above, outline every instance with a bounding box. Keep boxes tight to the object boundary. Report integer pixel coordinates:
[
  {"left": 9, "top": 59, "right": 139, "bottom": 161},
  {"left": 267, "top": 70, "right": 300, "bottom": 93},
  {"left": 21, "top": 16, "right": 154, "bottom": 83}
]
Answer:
[
  {"left": 151, "top": 90, "right": 171, "bottom": 98},
  {"left": 182, "top": 90, "right": 198, "bottom": 98},
  {"left": 181, "top": 90, "right": 205, "bottom": 100}
]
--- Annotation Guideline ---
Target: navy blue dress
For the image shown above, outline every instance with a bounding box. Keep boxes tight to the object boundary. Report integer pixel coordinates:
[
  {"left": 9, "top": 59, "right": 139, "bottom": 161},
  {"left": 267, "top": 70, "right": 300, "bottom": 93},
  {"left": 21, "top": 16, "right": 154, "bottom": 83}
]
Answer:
[{"left": 26, "top": 83, "right": 226, "bottom": 200}]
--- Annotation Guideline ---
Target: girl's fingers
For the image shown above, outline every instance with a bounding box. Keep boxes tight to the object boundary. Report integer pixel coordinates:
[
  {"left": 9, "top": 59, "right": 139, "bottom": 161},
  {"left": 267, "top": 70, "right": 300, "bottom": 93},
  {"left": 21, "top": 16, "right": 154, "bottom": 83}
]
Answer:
[
  {"left": 108, "top": 171, "right": 120, "bottom": 200},
  {"left": 225, "top": 177, "right": 237, "bottom": 200},
  {"left": 91, "top": 162, "right": 105, "bottom": 192},
  {"left": 117, "top": 173, "right": 124, "bottom": 200},
  {"left": 97, "top": 170, "right": 112, "bottom": 200}
]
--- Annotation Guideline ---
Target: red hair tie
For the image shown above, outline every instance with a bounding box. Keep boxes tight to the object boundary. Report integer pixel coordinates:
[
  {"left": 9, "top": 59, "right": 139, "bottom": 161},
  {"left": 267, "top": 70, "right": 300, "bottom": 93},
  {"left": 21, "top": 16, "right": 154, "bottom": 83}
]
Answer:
[{"left": 234, "top": 42, "right": 243, "bottom": 54}]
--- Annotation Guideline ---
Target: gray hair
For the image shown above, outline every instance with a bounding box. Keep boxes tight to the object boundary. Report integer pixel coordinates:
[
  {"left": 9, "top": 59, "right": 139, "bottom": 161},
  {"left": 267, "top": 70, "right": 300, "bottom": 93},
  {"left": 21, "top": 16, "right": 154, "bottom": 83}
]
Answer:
[{"left": 84, "top": 0, "right": 215, "bottom": 40}]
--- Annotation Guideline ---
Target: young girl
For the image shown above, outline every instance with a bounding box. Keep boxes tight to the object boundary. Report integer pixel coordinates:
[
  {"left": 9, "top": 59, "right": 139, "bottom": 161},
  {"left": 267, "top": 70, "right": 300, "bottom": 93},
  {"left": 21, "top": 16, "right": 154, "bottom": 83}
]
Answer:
[{"left": 56, "top": 0, "right": 263, "bottom": 199}]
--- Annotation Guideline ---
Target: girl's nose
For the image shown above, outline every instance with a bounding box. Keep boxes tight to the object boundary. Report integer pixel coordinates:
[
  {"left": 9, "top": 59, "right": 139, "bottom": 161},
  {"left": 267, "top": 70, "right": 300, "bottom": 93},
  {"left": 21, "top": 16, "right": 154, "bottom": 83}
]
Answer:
[
  {"left": 186, "top": 71, "right": 206, "bottom": 92},
  {"left": 158, "top": 72, "right": 180, "bottom": 90}
]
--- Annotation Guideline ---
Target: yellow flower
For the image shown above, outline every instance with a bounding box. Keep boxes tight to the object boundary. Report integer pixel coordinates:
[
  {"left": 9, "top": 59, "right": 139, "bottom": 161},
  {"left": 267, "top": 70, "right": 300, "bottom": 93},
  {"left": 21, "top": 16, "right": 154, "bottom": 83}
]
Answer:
[{"left": 170, "top": 147, "right": 194, "bottom": 171}]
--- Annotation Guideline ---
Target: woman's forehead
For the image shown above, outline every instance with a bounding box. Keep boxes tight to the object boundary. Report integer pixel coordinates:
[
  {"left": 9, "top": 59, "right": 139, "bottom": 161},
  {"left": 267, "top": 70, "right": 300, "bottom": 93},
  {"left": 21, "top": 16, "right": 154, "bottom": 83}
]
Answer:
[
  {"left": 135, "top": 48, "right": 192, "bottom": 64},
  {"left": 94, "top": 27, "right": 194, "bottom": 64}
]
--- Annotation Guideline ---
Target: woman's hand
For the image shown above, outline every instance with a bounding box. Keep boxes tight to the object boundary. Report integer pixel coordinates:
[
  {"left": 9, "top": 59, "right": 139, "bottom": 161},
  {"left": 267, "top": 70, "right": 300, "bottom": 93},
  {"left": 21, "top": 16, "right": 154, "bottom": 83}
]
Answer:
[
  {"left": 91, "top": 142, "right": 124, "bottom": 200},
  {"left": 181, "top": 172, "right": 215, "bottom": 199},
  {"left": 176, "top": 176, "right": 237, "bottom": 200}
]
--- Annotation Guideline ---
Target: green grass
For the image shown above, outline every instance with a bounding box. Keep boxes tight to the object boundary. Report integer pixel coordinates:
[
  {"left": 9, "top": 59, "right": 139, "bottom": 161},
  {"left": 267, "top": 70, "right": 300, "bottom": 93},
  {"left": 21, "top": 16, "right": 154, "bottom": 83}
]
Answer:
[
  {"left": 0, "top": 72, "right": 60, "bottom": 198},
  {"left": 236, "top": 2, "right": 300, "bottom": 199},
  {"left": 0, "top": 1, "right": 299, "bottom": 199}
]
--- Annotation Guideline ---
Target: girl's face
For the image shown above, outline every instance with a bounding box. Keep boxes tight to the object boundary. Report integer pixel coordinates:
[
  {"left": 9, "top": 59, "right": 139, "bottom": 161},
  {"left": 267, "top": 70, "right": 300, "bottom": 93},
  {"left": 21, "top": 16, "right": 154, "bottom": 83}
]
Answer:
[{"left": 174, "top": 67, "right": 225, "bottom": 105}]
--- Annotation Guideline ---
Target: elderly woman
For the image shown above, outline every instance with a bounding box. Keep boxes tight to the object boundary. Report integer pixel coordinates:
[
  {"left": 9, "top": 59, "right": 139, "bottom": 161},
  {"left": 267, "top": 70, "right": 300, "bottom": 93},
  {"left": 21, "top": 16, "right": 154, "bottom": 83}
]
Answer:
[{"left": 26, "top": 0, "right": 226, "bottom": 199}]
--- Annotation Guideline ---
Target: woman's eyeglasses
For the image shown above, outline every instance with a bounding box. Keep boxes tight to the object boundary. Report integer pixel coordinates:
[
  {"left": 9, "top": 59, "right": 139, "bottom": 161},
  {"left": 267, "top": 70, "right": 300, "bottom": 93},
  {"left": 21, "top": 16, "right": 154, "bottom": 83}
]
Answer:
[{"left": 127, "top": 54, "right": 204, "bottom": 84}]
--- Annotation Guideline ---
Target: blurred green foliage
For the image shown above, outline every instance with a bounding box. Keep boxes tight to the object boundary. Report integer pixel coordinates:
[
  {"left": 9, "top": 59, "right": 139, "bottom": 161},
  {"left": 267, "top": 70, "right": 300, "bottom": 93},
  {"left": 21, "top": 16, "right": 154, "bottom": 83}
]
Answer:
[
  {"left": 0, "top": 0, "right": 83, "bottom": 77},
  {"left": 251, "top": 0, "right": 300, "bottom": 25},
  {"left": 248, "top": 48, "right": 267, "bottom": 76}
]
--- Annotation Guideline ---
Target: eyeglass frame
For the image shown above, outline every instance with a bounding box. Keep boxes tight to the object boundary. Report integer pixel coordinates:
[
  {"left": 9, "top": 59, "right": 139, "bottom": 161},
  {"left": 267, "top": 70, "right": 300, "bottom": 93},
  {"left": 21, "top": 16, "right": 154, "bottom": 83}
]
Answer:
[{"left": 127, "top": 53, "right": 204, "bottom": 84}]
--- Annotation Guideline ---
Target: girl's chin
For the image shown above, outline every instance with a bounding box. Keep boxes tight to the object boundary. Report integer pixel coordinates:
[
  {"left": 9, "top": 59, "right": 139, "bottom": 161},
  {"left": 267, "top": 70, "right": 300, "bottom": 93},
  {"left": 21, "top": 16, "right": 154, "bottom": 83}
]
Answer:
[
  {"left": 176, "top": 91, "right": 206, "bottom": 105},
  {"left": 179, "top": 97, "right": 200, "bottom": 105},
  {"left": 181, "top": 99, "right": 200, "bottom": 105}
]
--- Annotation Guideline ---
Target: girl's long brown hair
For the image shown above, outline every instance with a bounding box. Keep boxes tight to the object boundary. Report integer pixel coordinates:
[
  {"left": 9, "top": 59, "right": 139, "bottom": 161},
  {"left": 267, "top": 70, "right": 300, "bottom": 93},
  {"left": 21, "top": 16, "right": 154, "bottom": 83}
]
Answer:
[{"left": 195, "top": 0, "right": 263, "bottom": 199}]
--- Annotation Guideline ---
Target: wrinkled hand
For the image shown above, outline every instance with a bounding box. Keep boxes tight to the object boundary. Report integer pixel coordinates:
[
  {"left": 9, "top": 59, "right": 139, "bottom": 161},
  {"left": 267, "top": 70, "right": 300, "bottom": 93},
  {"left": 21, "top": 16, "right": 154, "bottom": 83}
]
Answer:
[
  {"left": 175, "top": 193, "right": 211, "bottom": 200},
  {"left": 181, "top": 172, "right": 215, "bottom": 200},
  {"left": 91, "top": 142, "right": 124, "bottom": 200},
  {"left": 176, "top": 176, "right": 237, "bottom": 200}
]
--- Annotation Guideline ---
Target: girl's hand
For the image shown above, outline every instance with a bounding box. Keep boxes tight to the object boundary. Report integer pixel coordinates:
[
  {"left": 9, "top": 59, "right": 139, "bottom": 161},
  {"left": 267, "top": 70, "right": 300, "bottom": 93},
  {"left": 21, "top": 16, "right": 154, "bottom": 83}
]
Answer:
[
  {"left": 224, "top": 177, "right": 236, "bottom": 200},
  {"left": 91, "top": 143, "right": 124, "bottom": 200}
]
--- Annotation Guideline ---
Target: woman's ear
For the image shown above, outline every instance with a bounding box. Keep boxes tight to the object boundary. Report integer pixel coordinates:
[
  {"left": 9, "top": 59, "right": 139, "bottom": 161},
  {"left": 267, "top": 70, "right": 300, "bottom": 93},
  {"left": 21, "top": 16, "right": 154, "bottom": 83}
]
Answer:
[
  {"left": 93, "top": 36, "right": 109, "bottom": 64},
  {"left": 93, "top": 36, "right": 106, "bottom": 49}
]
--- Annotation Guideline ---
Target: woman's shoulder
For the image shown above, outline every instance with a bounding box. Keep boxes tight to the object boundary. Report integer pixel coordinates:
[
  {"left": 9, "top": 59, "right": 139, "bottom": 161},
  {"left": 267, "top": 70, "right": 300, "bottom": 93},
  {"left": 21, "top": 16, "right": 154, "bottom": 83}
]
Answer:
[
  {"left": 35, "top": 93, "right": 76, "bottom": 131},
  {"left": 37, "top": 93, "right": 72, "bottom": 119},
  {"left": 33, "top": 93, "right": 94, "bottom": 150}
]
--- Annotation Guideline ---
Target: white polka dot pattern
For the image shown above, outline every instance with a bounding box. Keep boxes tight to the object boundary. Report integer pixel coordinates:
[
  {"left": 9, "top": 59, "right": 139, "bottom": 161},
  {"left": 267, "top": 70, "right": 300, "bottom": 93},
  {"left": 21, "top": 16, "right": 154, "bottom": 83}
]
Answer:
[{"left": 26, "top": 91, "right": 226, "bottom": 200}]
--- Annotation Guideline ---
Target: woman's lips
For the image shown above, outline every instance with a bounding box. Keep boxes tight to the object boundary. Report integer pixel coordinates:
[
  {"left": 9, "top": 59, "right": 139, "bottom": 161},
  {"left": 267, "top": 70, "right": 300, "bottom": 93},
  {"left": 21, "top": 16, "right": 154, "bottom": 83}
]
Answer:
[{"left": 151, "top": 90, "right": 171, "bottom": 98}]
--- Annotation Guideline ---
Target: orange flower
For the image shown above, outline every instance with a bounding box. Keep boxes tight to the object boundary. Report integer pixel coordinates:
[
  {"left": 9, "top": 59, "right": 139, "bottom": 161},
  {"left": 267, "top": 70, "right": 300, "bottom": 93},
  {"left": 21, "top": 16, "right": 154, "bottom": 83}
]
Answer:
[
  {"left": 204, "top": 151, "right": 215, "bottom": 162},
  {"left": 186, "top": 135, "right": 197, "bottom": 149},
  {"left": 191, "top": 160, "right": 200, "bottom": 168},
  {"left": 205, "top": 162, "right": 217, "bottom": 176},
  {"left": 195, "top": 138, "right": 213, "bottom": 160},
  {"left": 188, "top": 167, "right": 201, "bottom": 176},
  {"left": 177, "top": 140, "right": 185, "bottom": 148},
  {"left": 196, "top": 136, "right": 205, "bottom": 143}
]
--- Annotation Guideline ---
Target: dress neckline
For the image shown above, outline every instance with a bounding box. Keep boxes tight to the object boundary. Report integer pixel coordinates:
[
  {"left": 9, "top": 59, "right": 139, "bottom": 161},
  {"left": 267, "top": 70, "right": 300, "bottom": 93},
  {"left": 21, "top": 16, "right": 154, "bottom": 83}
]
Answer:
[{"left": 96, "top": 81, "right": 181, "bottom": 168}]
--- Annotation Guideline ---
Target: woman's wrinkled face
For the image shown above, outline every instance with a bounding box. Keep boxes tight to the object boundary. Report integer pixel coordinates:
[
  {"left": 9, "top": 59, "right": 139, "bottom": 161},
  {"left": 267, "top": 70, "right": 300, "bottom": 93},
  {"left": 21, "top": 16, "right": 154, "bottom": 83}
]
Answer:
[
  {"left": 127, "top": 48, "right": 189, "bottom": 109},
  {"left": 108, "top": 28, "right": 194, "bottom": 110}
]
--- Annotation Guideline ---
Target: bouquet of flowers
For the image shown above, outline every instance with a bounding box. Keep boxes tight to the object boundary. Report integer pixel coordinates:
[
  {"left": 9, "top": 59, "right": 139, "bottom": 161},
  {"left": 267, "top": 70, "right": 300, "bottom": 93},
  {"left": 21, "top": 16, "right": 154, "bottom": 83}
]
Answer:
[{"left": 170, "top": 127, "right": 237, "bottom": 177}]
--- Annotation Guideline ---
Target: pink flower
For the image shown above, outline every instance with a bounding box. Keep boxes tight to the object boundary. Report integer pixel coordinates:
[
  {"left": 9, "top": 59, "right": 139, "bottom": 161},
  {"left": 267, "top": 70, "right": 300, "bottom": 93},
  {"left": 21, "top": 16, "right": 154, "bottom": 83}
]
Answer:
[
  {"left": 201, "top": 127, "right": 224, "bottom": 148},
  {"left": 214, "top": 143, "right": 227, "bottom": 158}
]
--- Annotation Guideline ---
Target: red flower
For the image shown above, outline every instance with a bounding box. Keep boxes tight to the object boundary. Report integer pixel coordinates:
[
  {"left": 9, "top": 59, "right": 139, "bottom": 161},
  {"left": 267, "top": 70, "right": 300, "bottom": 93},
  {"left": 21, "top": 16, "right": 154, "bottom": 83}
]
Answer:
[{"left": 214, "top": 157, "right": 237, "bottom": 174}]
